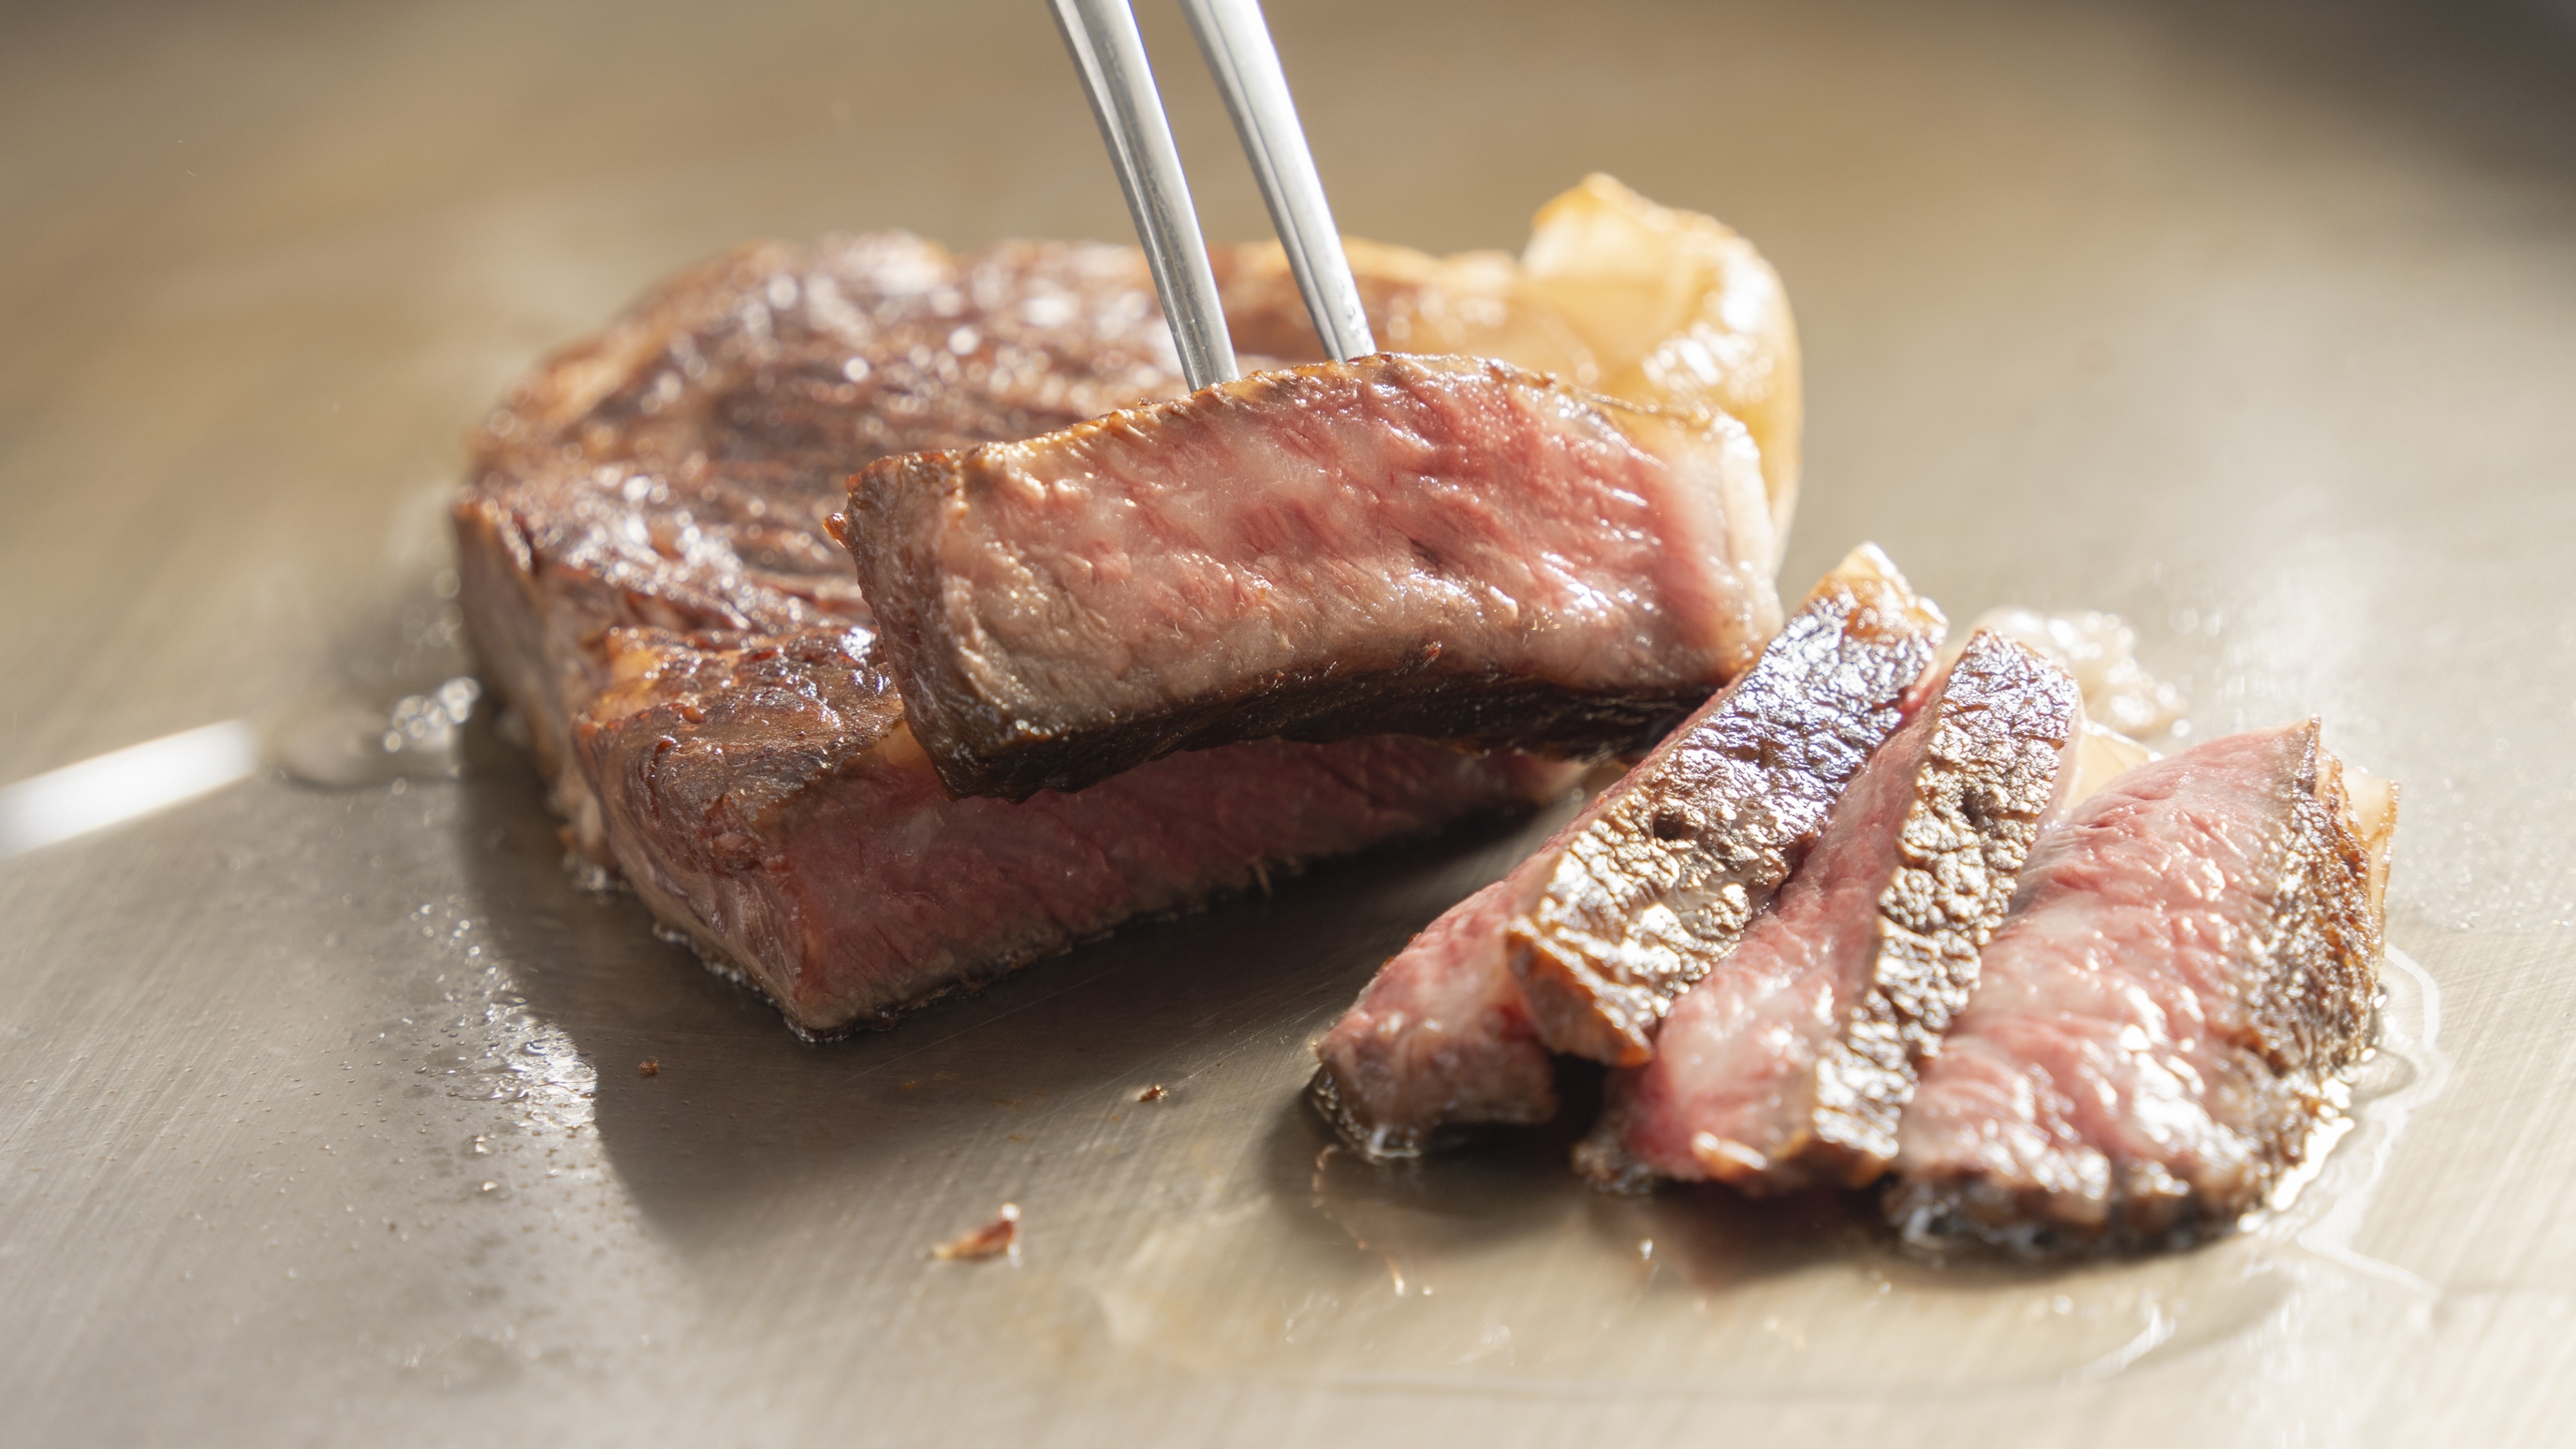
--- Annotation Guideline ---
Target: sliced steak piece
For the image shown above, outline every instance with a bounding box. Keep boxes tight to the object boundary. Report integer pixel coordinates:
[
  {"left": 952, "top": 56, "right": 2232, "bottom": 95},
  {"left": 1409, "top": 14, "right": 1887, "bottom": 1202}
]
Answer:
[
  {"left": 1885, "top": 722, "right": 2395, "bottom": 1253},
  {"left": 840, "top": 352, "right": 1783, "bottom": 801},
  {"left": 577, "top": 626, "right": 1576, "bottom": 1032},
  {"left": 1575, "top": 631, "right": 2083, "bottom": 1193},
  {"left": 1309, "top": 546, "right": 1942, "bottom": 1157},
  {"left": 1307, "top": 876, "right": 1559, "bottom": 1158}
]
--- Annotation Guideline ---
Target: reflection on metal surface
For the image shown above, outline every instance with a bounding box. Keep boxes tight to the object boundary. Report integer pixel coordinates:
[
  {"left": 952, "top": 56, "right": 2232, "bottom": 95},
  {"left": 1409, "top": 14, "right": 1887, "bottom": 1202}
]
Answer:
[
  {"left": 2281, "top": 948, "right": 2452, "bottom": 1292},
  {"left": 0, "top": 721, "right": 258, "bottom": 856},
  {"left": 270, "top": 677, "right": 483, "bottom": 788}
]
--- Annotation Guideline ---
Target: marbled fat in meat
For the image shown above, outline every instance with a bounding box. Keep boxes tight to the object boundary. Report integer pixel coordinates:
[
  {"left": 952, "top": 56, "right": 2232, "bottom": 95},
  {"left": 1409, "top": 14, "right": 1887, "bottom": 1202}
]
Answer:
[{"left": 842, "top": 354, "right": 1782, "bottom": 801}]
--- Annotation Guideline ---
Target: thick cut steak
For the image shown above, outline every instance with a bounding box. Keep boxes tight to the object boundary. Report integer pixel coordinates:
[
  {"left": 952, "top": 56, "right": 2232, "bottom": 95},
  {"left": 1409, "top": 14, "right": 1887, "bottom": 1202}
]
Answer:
[
  {"left": 1577, "top": 631, "right": 2083, "bottom": 1193},
  {"left": 454, "top": 232, "right": 1581, "bottom": 1035},
  {"left": 1886, "top": 723, "right": 2393, "bottom": 1252},
  {"left": 840, "top": 354, "right": 1783, "bottom": 801},
  {"left": 1309, "top": 546, "right": 1940, "bottom": 1157},
  {"left": 577, "top": 626, "right": 1574, "bottom": 1030}
]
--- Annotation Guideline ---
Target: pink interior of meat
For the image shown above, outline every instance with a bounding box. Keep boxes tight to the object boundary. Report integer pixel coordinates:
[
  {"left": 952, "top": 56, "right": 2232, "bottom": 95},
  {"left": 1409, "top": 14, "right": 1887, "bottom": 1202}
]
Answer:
[
  {"left": 1611, "top": 694, "right": 1940, "bottom": 1179},
  {"left": 1893, "top": 724, "right": 2317, "bottom": 1222},
  {"left": 1313, "top": 548, "right": 1945, "bottom": 1152},
  {"left": 915, "top": 357, "right": 1774, "bottom": 730},
  {"left": 1310, "top": 870, "right": 1563, "bottom": 1154}
]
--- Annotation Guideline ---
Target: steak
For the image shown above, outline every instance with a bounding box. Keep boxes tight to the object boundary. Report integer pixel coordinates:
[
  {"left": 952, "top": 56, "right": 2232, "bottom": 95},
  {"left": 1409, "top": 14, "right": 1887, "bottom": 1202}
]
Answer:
[
  {"left": 577, "top": 625, "right": 1574, "bottom": 1030},
  {"left": 456, "top": 233, "right": 1577, "bottom": 1035},
  {"left": 1304, "top": 874, "right": 1560, "bottom": 1157},
  {"left": 1309, "top": 546, "right": 1942, "bottom": 1157},
  {"left": 1506, "top": 547, "right": 1946, "bottom": 1064},
  {"left": 453, "top": 181, "right": 1799, "bottom": 1037},
  {"left": 1884, "top": 722, "right": 2395, "bottom": 1253},
  {"left": 839, "top": 354, "right": 1783, "bottom": 801},
  {"left": 1576, "top": 630, "right": 2083, "bottom": 1193}
]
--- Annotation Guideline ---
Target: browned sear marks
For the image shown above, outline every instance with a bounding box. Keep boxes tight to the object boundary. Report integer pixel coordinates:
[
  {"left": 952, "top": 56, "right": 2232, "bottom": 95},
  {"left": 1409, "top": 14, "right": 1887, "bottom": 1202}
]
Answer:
[{"left": 1508, "top": 551, "right": 1947, "bottom": 1063}]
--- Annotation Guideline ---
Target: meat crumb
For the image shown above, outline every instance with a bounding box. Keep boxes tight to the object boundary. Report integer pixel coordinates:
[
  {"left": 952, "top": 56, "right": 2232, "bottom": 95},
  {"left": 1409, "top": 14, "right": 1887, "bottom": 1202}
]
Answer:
[
  {"left": 637, "top": 1060, "right": 661, "bottom": 1077},
  {"left": 931, "top": 1204, "right": 1020, "bottom": 1262},
  {"left": 1137, "top": 1084, "right": 1167, "bottom": 1103}
]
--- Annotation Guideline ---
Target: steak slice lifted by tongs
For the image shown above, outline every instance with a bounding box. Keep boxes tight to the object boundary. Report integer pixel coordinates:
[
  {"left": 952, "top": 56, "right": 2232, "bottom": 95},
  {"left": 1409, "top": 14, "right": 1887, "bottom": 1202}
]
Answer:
[
  {"left": 1309, "top": 545, "right": 1943, "bottom": 1158},
  {"left": 1575, "top": 630, "right": 2084, "bottom": 1193},
  {"left": 838, "top": 352, "right": 1784, "bottom": 801}
]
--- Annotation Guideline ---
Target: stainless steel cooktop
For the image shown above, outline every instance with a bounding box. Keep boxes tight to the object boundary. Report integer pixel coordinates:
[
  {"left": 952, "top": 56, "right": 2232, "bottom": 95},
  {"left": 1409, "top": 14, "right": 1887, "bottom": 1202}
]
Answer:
[{"left": 5, "top": 1, "right": 2573, "bottom": 1442}]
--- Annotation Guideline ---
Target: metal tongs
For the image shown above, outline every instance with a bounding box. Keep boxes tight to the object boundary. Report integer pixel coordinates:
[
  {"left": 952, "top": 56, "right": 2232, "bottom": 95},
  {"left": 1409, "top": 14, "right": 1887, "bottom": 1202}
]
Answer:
[{"left": 1047, "top": 0, "right": 1375, "bottom": 390}]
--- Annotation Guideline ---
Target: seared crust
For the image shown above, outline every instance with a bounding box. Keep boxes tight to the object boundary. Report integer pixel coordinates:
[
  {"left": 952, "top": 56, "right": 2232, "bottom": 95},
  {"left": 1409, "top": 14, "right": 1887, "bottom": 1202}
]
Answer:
[
  {"left": 843, "top": 354, "right": 1781, "bottom": 802},
  {"left": 1508, "top": 548, "right": 1946, "bottom": 1064},
  {"left": 1573, "top": 632, "right": 2082, "bottom": 1195},
  {"left": 1805, "top": 632, "right": 2085, "bottom": 1173},
  {"left": 1885, "top": 721, "right": 2392, "bottom": 1253},
  {"left": 2248, "top": 739, "right": 2384, "bottom": 1080}
]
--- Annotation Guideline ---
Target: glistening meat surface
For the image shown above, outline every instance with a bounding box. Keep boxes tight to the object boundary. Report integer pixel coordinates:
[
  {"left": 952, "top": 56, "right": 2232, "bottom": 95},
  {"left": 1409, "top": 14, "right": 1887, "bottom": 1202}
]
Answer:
[
  {"left": 1886, "top": 722, "right": 2393, "bottom": 1252},
  {"left": 453, "top": 233, "right": 1185, "bottom": 855},
  {"left": 578, "top": 626, "right": 1574, "bottom": 1031},
  {"left": 1506, "top": 547, "right": 1945, "bottom": 1065},
  {"left": 842, "top": 353, "right": 1783, "bottom": 801},
  {"left": 454, "top": 233, "right": 1584, "bottom": 1035},
  {"left": 1578, "top": 630, "right": 2083, "bottom": 1193},
  {"left": 1310, "top": 547, "right": 1940, "bottom": 1157}
]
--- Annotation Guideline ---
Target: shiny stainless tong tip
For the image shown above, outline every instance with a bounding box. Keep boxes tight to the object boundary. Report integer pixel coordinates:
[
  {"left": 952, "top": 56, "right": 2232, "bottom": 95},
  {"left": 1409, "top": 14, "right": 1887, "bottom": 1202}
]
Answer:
[{"left": 1047, "top": 0, "right": 1376, "bottom": 392}]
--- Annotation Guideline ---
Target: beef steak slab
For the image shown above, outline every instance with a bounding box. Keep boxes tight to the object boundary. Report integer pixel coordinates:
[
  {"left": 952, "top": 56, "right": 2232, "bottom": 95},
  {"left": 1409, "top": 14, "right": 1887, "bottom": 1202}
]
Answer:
[
  {"left": 841, "top": 353, "right": 1783, "bottom": 801},
  {"left": 454, "top": 180, "right": 1799, "bottom": 1038}
]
